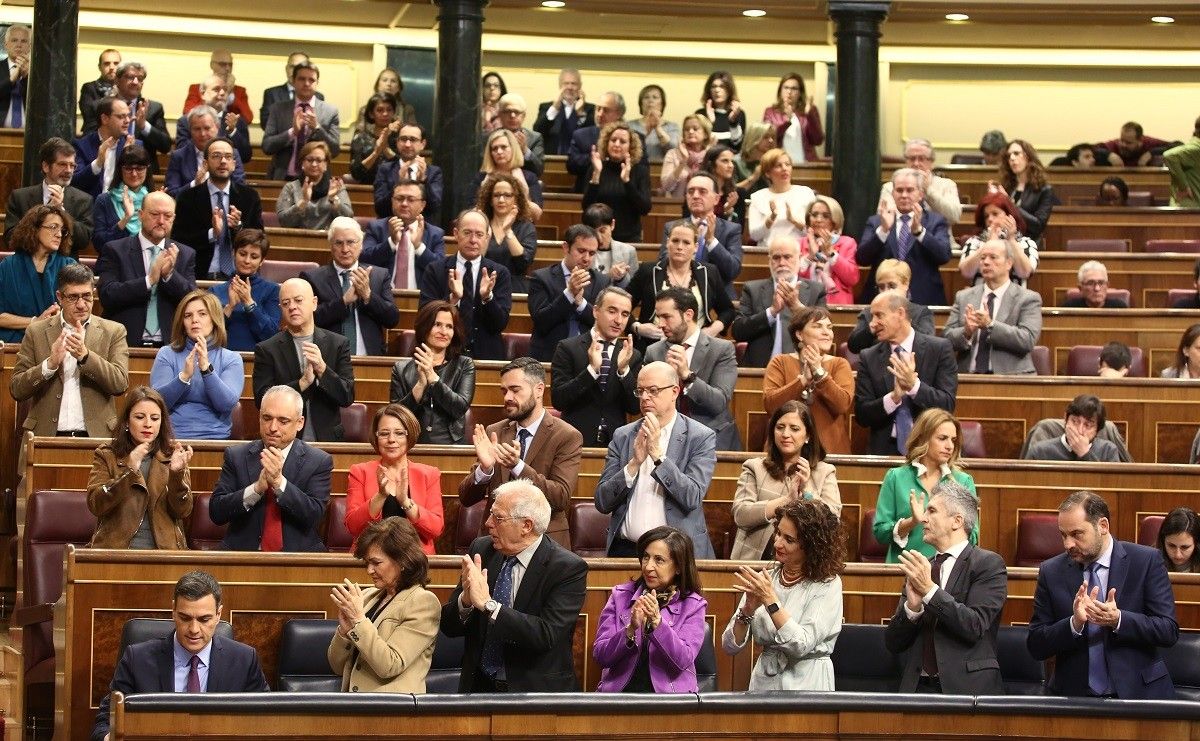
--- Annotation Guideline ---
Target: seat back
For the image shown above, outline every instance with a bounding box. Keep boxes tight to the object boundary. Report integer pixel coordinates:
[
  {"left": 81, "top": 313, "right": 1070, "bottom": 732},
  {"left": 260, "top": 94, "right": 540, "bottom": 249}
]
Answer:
[
  {"left": 1030, "top": 345, "right": 1052, "bottom": 376},
  {"left": 230, "top": 399, "right": 259, "bottom": 441},
  {"left": 734, "top": 342, "right": 747, "bottom": 364},
  {"left": 1146, "top": 239, "right": 1200, "bottom": 254},
  {"left": 858, "top": 508, "right": 886, "bottom": 563},
  {"left": 837, "top": 342, "right": 860, "bottom": 372},
  {"left": 392, "top": 330, "right": 417, "bottom": 357},
  {"left": 322, "top": 496, "right": 353, "bottom": 553},
  {"left": 831, "top": 624, "right": 902, "bottom": 692},
  {"left": 427, "top": 633, "right": 465, "bottom": 693},
  {"left": 996, "top": 625, "right": 1044, "bottom": 695},
  {"left": 1168, "top": 289, "right": 1197, "bottom": 308},
  {"left": 502, "top": 332, "right": 532, "bottom": 360},
  {"left": 119, "top": 618, "right": 233, "bottom": 662},
  {"left": 567, "top": 501, "right": 611, "bottom": 558},
  {"left": 1014, "top": 511, "right": 1062, "bottom": 567},
  {"left": 950, "top": 154, "right": 985, "bottom": 165},
  {"left": 1064, "top": 238, "right": 1130, "bottom": 253},
  {"left": 455, "top": 500, "right": 487, "bottom": 554},
  {"left": 1065, "top": 344, "right": 1146, "bottom": 377},
  {"left": 1126, "top": 191, "right": 1154, "bottom": 207},
  {"left": 259, "top": 259, "right": 319, "bottom": 284},
  {"left": 1166, "top": 631, "right": 1200, "bottom": 701},
  {"left": 339, "top": 402, "right": 370, "bottom": 443},
  {"left": 959, "top": 420, "right": 987, "bottom": 458},
  {"left": 278, "top": 619, "right": 342, "bottom": 691},
  {"left": 1138, "top": 514, "right": 1165, "bottom": 548},
  {"left": 186, "top": 491, "right": 228, "bottom": 551},
  {"left": 695, "top": 620, "right": 717, "bottom": 693},
  {"left": 1063, "top": 287, "right": 1131, "bottom": 307}
]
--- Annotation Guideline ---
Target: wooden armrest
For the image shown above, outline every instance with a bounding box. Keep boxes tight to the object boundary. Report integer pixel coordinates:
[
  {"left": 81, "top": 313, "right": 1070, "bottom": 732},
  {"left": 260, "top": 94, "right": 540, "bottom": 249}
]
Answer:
[{"left": 11, "top": 601, "right": 53, "bottom": 627}]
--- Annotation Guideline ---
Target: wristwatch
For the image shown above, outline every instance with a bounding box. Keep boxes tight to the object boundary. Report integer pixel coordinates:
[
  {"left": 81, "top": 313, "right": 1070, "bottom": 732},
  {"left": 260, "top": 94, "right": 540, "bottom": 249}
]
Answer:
[
  {"left": 484, "top": 599, "right": 500, "bottom": 614},
  {"left": 812, "top": 366, "right": 827, "bottom": 381},
  {"left": 682, "top": 372, "right": 697, "bottom": 386},
  {"left": 766, "top": 602, "right": 781, "bottom": 615}
]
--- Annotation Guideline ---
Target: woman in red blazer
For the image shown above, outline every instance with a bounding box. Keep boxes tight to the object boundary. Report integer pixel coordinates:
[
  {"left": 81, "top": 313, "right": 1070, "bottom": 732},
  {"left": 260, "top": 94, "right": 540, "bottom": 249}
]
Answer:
[{"left": 345, "top": 404, "right": 444, "bottom": 554}]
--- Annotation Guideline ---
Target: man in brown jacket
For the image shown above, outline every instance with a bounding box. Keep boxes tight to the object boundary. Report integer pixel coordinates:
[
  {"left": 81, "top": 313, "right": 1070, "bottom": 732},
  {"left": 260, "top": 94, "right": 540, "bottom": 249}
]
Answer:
[{"left": 458, "top": 357, "right": 582, "bottom": 549}]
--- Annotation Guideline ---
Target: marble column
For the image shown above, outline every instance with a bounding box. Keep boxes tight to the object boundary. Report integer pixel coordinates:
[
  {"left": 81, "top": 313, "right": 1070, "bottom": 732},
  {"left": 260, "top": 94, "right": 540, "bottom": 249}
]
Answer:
[
  {"left": 434, "top": 0, "right": 487, "bottom": 227},
  {"left": 23, "top": 0, "right": 79, "bottom": 185},
  {"left": 828, "top": 1, "right": 889, "bottom": 241}
]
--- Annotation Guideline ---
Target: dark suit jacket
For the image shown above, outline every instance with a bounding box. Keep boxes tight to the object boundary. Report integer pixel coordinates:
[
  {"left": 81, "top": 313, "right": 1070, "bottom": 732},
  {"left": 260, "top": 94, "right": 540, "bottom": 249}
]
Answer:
[
  {"left": 550, "top": 332, "right": 641, "bottom": 447},
  {"left": 78, "top": 78, "right": 114, "bottom": 131},
  {"left": 854, "top": 331, "right": 958, "bottom": 455},
  {"left": 527, "top": 263, "right": 609, "bottom": 361},
  {"left": 857, "top": 208, "right": 952, "bottom": 307},
  {"left": 81, "top": 97, "right": 171, "bottom": 160},
  {"left": 1027, "top": 539, "right": 1178, "bottom": 699},
  {"left": 884, "top": 543, "right": 1008, "bottom": 694},
  {"left": 252, "top": 328, "right": 354, "bottom": 441},
  {"left": 164, "top": 140, "right": 248, "bottom": 197},
  {"left": 533, "top": 100, "right": 595, "bottom": 155},
  {"left": 259, "top": 83, "right": 324, "bottom": 131},
  {"left": 92, "top": 634, "right": 269, "bottom": 741},
  {"left": 594, "top": 414, "right": 717, "bottom": 558},
  {"left": 95, "top": 235, "right": 198, "bottom": 344},
  {"left": 173, "top": 114, "right": 253, "bottom": 164},
  {"left": 372, "top": 159, "right": 444, "bottom": 225},
  {"left": 209, "top": 438, "right": 333, "bottom": 552},
  {"left": 440, "top": 534, "right": 588, "bottom": 692},
  {"left": 457, "top": 412, "right": 583, "bottom": 548},
  {"left": 645, "top": 333, "right": 741, "bottom": 451},
  {"left": 4, "top": 183, "right": 95, "bottom": 256},
  {"left": 847, "top": 300, "right": 936, "bottom": 354},
  {"left": 171, "top": 181, "right": 264, "bottom": 278},
  {"left": 731, "top": 277, "right": 827, "bottom": 367},
  {"left": 660, "top": 217, "right": 744, "bottom": 298},
  {"left": 418, "top": 257, "right": 512, "bottom": 361},
  {"left": 0, "top": 59, "right": 26, "bottom": 126},
  {"left": 71, "top": 133, "right": 141, "bottom": 197},
  {"left": 360, "top": 218, "right": 445, "bottom": 284},
  {"left": 1011, "top": 185, "right": 1058, "bottom": 244},
  {"left": 261, "top": 98, "right": 341, "bottom": 179},
  {"left": 301, "top": 263, "right": 400, "bottom": 356}
]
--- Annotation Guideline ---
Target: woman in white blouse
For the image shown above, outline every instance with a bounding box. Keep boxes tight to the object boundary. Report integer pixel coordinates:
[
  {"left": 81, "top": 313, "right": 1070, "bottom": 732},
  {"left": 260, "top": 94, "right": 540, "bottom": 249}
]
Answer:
[{"left": 748, "top": 148, "right": 816, "bottom": 245}]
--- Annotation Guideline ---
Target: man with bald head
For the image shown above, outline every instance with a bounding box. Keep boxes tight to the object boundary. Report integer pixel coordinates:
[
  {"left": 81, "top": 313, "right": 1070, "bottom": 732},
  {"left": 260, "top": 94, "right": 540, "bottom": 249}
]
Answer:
[
  {"left": 659, "top": 172, "right": 743, "bottom": 296},
  {"left": 182, "top": 50, "right": 254, "bottom": 124},
  {"left": 173, "top": 74, "right": 253, "bottom": 164},
  {"left": 858, "top": 167, "right": 952, "bottom": 306},
  {"left": 854, "top": 291, "right": 958, "bottom": 455},
  {"left": 253, "top": 278, "right": 354, "bottom": 442},
  {"left": 533, "top": 68, "right": 595, "bottom": 155},
  {"left": 95, "top": 191, "right": 197, "bottom": 347},
  {"left": 594, "top": 360, "right": 717, "bottom": 558}
]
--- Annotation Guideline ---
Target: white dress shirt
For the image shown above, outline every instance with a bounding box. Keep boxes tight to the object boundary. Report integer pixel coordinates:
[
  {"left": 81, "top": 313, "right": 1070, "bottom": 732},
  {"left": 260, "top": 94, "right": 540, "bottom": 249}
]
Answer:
[
  {"left": 968, "top": 278, "right": 1012, "bottom": 371},
  {"left": 42, "top": 314, "right": 90, "bottom": 432},
  {"left": 241, "top": 439, "right": 295, "bottom": 509},
  {"left": 619, "top": 412, "right": 678, "bottom": 542}
]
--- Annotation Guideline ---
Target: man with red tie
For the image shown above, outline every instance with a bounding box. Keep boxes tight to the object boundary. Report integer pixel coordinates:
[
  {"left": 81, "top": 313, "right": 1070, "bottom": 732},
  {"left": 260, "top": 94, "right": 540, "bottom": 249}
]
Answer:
[
  {"left": 360, "top": 180, "right": 446, "bottom": 290},
  {"left": 91, "top": 571, "right": 269, "bottom": 741},
  {"left": 261, "top": 61, "right": 340, "bottom": 181},
  {"left": 209, "top": 384, "right": 333, "bottom": 551}
]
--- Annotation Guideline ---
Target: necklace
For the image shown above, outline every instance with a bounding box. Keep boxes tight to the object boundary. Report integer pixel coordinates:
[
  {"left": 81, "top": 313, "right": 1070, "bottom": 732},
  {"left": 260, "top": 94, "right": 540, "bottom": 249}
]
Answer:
[{"left": 779, "top": 567, "right": 803, "bottom": 587}]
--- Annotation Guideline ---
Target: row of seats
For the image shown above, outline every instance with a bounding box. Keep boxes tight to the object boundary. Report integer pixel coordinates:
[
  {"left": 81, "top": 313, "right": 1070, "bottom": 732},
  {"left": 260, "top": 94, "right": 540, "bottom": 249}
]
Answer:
[
  {"left": 1063, "top": 239, "right": 1200, "bottom": 254},
  {"left": 839, "top": 343, "right": 1147, "bottom": 378}
]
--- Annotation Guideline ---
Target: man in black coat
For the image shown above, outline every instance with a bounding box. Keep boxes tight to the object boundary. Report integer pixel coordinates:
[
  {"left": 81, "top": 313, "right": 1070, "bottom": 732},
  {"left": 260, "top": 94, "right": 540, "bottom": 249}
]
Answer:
[
  {"left": 170, "top": 139, "right": 263, "bottom": 280},
  {"left": 528, "top": 223, "right": 609, "bottom": 361}
]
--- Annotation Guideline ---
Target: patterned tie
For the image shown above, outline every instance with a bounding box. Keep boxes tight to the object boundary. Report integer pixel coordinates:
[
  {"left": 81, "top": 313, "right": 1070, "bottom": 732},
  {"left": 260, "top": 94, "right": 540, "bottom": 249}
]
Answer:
[
  {"left": 10, "top": 77, "right": 22, "bottom": 129},
  {"left": 288, "top": 102, "right": 312, "bottom": 177},
  {"left": 186, "top": 653, "right": 201, "bottom": 692},
  {"left": 973, "top": 292, "right": 996, "bottom": 374},
  {"left": 1086, "top": 562, "right": 1111, "bottom": 695},
  {"left": 597, "top": 341, "right": 612, "bottom": 393},
  {"left": 897, "top": 214, "right": 913, "bottom": 261},
  {"left": 261, "top": 484, "right": 284, "bottom": 552},
  {"left": 920, "top": 552, "right": 952, "bottom": 677},
  {"left": 893, "top": 345, "right": 914, "bottom": 454},
  {"left": 216, "top": 191, "right": 234, "bottom": 277},
  {"left": 339, "top": 269, "right": 358, "bottom": 349},
  {"left": 518, "top": 428, "right": 532, "bottom": 460},
  {"left": 480, "top": 556, "right": 517, "bottom": 678},
  {"left": 145, "top": 244, "right": 161, "bottom": 338},
  {"left": 393, "top": 227, "right": 411, "bottom": 290}
]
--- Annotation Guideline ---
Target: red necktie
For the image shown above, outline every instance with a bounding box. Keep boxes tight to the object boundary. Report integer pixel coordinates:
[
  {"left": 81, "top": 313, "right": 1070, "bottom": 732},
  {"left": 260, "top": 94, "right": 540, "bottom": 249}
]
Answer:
[
  {"left": 261, "top": 486, "right": 283, "bottom": 552},
  {"left": 186, "top": 654, "right": 201, "bottom": 692}
]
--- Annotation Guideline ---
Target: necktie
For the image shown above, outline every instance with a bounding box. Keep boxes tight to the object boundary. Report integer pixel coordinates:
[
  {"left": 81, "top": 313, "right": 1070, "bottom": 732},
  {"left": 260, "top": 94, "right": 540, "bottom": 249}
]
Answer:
[
  {"left": 893, "top": 345, "right": 914, "bottom": 454},
  {"left": 518, "top": 428, "right": 532, "bottom": 460},
  {"left": 920, "top": 552, "right": 952, "bottom": 678},
  {"left": 261, "top": 484, "right": 284, "bottom": 552},
  {"left": 677, "top": 343, "right": 692, "bottom": 416},
  {"left": 558, "top": 106, "right": 577, "bottom": 154},
  {"left": 288, "top": 102, "right": 312, "bottom": 177},
  {"left": 127, "top": 98, "right": 138, "bottom": 137},
  {"left": 973, "top": 292, "right": 996, "bottom": 374},
  {"left": 186, "top": 654, "right": 201, "bottom": 692},
  {"left": 459, "top": 262, "right": 476, "bottom": 354},
  {"left": 897, "top": 214, "right": 913, "bottom": 261},
  {"left": 1086, "top": 562, "right": 1111, "bottom": 695},
  {"left": 10, "top": 77, "right": 23, "bottom": 129},
  {"left": 695, "top": 221, "right": 708, "bottom": 263},
  {"left": 146, "top": 244, "right": 162, "bottom": 338},
  {"left": 597, "top": 341, "right": 612, "bottom": 393},
  {"left": 393, "top": 227, "right": 411, "bottom": 290},
  {"left": 216, "top": 191, "right": 234, "bottom": 277},
  {"left": 339, "top": 270, "right": 358, "bottom": 348},
  {"left": 481, "top": 556, "right": 517, "bottom": 678},
  {"left": 566, "top": 270, "right": 581, "bottom": 338}
]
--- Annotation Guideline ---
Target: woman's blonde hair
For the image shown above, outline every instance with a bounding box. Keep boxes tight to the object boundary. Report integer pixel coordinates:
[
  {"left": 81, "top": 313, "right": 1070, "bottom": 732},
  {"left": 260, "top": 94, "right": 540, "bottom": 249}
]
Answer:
[
  {"left": 904, "top": 408, "right": 965, "bottom": 470},
  {"left": 169, "top": 290, "right": 227, "bottom": 351},
  {"left": 482, "top": 128, "right": 525, "bottom": 172}
]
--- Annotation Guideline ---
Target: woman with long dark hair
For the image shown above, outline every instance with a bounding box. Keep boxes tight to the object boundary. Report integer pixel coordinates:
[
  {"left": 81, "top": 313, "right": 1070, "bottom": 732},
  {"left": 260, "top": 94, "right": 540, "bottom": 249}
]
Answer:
[
  {"left": 1157, "top": 507, "right": 1200, "bottom": 573},
  {"left": 0, "top": 204, "right": 76, "bottom": 342},
  {"left": 990, "top": 138, "right": 1057, "bottom": 244},
  {"left": 390, "top": 300, "right": 476, "bottom": 444},
  {"left": 762, "top": 73, "right": 823, "bottom": 163}
]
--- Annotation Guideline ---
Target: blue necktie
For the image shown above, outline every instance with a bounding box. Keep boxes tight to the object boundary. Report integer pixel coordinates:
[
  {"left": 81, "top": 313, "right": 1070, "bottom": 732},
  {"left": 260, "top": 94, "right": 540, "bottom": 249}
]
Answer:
[
  {"left": 480, "top": 556, "right": 517, "bottom": 678},
  {"left": 897, "top": 214, "right": 913, "bottom": 261},
  {"left": 145, "top": 244, "right": 161, "bottom": 339},
  {"left": 517, "top": 428, "right": 532, "bottom": 460},
  {"left": 893, "top": 345, "right": 914, "bottom": 454},
  {"left": 339, "top": 269, "right": 358, "bottom": 349},
  {"left": 695, "top": 220, "right": 708, "bottom": 263},
  {"left": 1086, "top": 562, "right": 1112, "bottom": 695},
  {"left": 10, "top": 77, "right": 23, "bottom": 128}
]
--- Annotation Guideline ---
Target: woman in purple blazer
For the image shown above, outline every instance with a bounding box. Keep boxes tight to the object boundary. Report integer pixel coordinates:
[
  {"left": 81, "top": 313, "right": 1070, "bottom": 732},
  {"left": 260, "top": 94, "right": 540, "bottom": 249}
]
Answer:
[{"left": 593, "top": 526, "right": 708, "bottom": 693}]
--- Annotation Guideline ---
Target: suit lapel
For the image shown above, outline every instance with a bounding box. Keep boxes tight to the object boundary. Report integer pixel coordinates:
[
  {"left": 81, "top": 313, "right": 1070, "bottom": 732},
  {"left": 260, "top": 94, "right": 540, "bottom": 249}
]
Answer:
[
  {"left": 128, "top": 238, "right": 147, "bottom": 280},
  {"left": 665, "top": 415, "right": 689, "bottom": 460},
  {"left": 1107, "top": 538, "right": 1130, "bottom": 599},
  {"left": 523, "top": 415, "right": 553, "bottom": 465},
  {"left": 283, "top": 439, "right": 307, "bottom": 481},
  {"left": 205, "top": 636, "right": 225, "bottom": 692},
  {"left": 690, "top": 332, "right": 711, "bottom": 374},
  {"left": 944, "top": 544, "right": 973, "bottom": 596},
  {"left": 157, "top": 637, "right": 175, "bottom": 691},
  {"left": 513, "top": 538, "right": 551, "bottom": 612},
  {"left": 245, "top": 440, "right": 266, "bottom": 487}
]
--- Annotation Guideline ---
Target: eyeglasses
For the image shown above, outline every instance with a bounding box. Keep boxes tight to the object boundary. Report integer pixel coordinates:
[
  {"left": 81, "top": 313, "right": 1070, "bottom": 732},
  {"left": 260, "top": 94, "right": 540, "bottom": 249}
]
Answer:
[
  {"left": 396, "top": 136, "right": 422, "bottom": 144},
  {"left": 392, "top": 195, "right": 423, "bottom": 204},
  {"left": 458, "top": 229, "right": 488, "bottom": 240},
  {"left": 59, "top": 291, "right": 94, "bottom": 304},
  {"left": 122, "top": 75, "right": 146, "bottom": 82},
  {"left": 487, "top": 511, "right": 524, "bottom": 525},
  {"left": 41, "top": 224, "right": 68, "bottom": 237},
  {"left": 121, "top": 164, "right": 149, "bottom": 172},
  {"left": 375, "top": 430, "right": 408, "bottom": 440},
  {"left": 303, "top": 157, "right": 327, "bottom": 165},
  {"left": 1081, "top": 280, "right": 1108, "bottom": 288},
  {"left": 634, "top": 385, "right": 675, "bottom": 398},
  {"left": 492, "top": 192, "right": 515, "bottom": 200},
  {"left": 499, "top": 109, "right": 523, "bottom": 116},
  {"left": 208, "top": 153, "right": 236, "bottom": 162}
]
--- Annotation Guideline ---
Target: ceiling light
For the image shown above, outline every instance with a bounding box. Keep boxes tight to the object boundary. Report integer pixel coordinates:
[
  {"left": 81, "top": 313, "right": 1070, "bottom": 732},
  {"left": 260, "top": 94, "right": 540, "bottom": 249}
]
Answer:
[
  {"left": 743, "top": 9, "right": 767, "bottom": 18},
  {"left": 1151, "top": 16, "right": 1175, "bottom": 24},
  {"left": 945, "top": 13, "right": 969, "bottom": 21},
  {"left": 541, "top": 0, "right": 565, "bottom": 7}
]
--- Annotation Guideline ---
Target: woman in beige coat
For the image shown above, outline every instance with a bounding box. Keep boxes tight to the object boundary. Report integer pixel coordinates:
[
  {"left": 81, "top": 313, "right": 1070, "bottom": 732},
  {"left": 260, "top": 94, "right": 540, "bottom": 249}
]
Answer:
[
  {"left": 729, "top": 400, "right": 841, "bottom": 561},
  {"left": 328, "top": 516, "right": 441, "bottom": 693}
]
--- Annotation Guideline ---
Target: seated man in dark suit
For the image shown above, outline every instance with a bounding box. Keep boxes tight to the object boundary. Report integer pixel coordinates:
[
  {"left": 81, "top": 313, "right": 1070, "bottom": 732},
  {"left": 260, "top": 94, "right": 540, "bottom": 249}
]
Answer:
[
  {"left": 91, "top": 61, "right": 173, "bottom": 172},
  {"left": 528, "top": 224, "right": 609, "bottom": 361},
  {"left": 252, "top": 278, "right": 354, "bottom": 442},
  {"left": 259, "top": 52, "right": 324, "bottom": 132},
  {"left": 731, "top": 234, "right": 826, "bottom": 367},
  {"left": 1028, "top": 490, "right": 1179, "bottom": 699},
  {"left": 857, "top": 168, "right": 952, "bottom": 307},
  {"left": 659, "top": 173, "right": 743, "bottom": 296},
  {"left": 1024, "top": 394, "right": 1123, "bottom": 463},
  {"left": 1062, "top": 261, "right": 1128, "bottom": 308},
  {"left": 854, "top": 291, "right": 958, "bottom": 455},
  {"left": 164, "top": 102, "right": 247, "bottom": 197},
  {"left": 459, "top": 357, "right": 582, "bottom": 549},
  {"left": 92, "top": 570, "right": 269, "bottom": 741},
  {"left": 170, "top": 138, "right": 264, "bottom": 281},
  {"left": 846, "top": 259, "right": 936, "bottom": 354},
  {"left": 1171, "top": 259, "right": 1200, "bottom": 309},
  {"left": 441, "top": 480, "right": 588, "bottom": 693},
  {"left": 79, "top": 48, "right": 120, "bottom": 131},
  {"left": 565, "top": 91, "right": 627, "bottom": 192},
  {"left": 533, "top": 68, "right": 595, "bottom": 155},
  {"left": 550, "top": 286, "right": 641, "bottom": 447},
  {"left": 419, "top": 209, "right": 512, "bottom": 361},
  {"left": 72, "top": 98, "right": 138, "bottom": 198},
  {"left": 301, "top": 217, "right": 399, "bottom": 356},
  {"left": 209, "top": 384, "right": 333, "bottom": 552},
  {"left": 884, "top": 480, "right": 1007, "bottom": 695},
  {"left": 372, "top": 123, "right": 443, "bottom": 225},
  {"left": 360, "top": 179, "right": 444, "bottom": 291},
  {"left": 5, "top": 137, "right": 94, "bottom": 256},
  {"left": 95, "top": 191, "right": 197, "bottom": 348}
]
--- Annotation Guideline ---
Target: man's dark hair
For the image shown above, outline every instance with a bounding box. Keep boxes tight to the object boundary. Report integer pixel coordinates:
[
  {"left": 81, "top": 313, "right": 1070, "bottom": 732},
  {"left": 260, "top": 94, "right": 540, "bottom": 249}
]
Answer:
[
  {"left": 655, "top": 286, "right": 699, "bottom": 322},
  {"left": 204, "top": 137, "right": 234, "bottom": 157},
  {"left": 582, "top": 203, "right": 614, "bottom": 229},
  {"left": 687, "top": 170, "right": 719, "bottom": 192},
  {"left": 1099, "top": 341, "right": 1131, "bottom": 372},
  {"left": 1065, "top": 393, "right": 1106, "bottom": 431},
  {"left": 1059, "top": 490, "right": 1110, "bottom": 525},
  {"left": 291, "top": 60, "right": 319, "bottom": 80},
  {"left": 1122, "top": 121, "right": 1144, "bottom": 138},
  {"left": 397, "top": 121, "right": 425, "bottom": 140},
  {"left": 501, "top": 356, "right": 545, "bottom": 385},
  {"left": 564, "top": 223, "right": 598, "bottom": 247},
  {"left": 1066, "top": 143, "right": 1094, "bottom": 164},
  {"left": 39, "top": 137, "right": 75, "bottom": 167},
  {"left": 174, "top": 570, "right": 222, "bottom": 605},
  {"left": 96, "top": 97, "right": 122, "bottom": 120},
  {"left": 56, "top": 262, "right": 94, "bottom": 290}
]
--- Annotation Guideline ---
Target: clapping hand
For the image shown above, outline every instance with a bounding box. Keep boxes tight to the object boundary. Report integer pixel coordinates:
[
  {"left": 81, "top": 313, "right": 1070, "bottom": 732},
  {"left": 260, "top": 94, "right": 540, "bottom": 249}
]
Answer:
[
  {"left": 473, "top": 424, "right": 496, "bottom": 472},
  {"left": 492, "top": 435, "right": 522, "bottom": 469},
  {"left": 331, "top": 578, "right": 366, "bottom": 636},
  {"left": 910, "top": 202, "right": 924, "bottom": 234},
  {"left": 733, "top": 565, "right": 777, "bottom": 614},
  {"left": 328, "top": 177, "right": 345, "bottom": 209},
  {"left": 878, "top": 197, "right": 897, "bottom": 232},
  {"left": 128, "top": 441, "right": 154, "bottom": 472},
  {"left": 412, "top": 343, "right": 439, "bottom": 384},
  {"left": 619, "top": 157, "right": 631, "bottom": 183},
  {"left": 169, "top": 442, "right": 194, "bottom": 473},
  {"left": 461, "top": 554, "right": 491, "bottom": 609},
  {"left": 897, "top": 550, "right": 935, "bottom": 609},
  {"left": 589, "top": 145, "right": 603, "bottom": 176},
  {"left": 478, "top": 267, "right": 496, "bottom": 302},
  {"left": 448, "top": 268, "right": 463, "bottom": 303},
  {"left": 301, "top": 341, "right": 326, "bottom": 376},
  {"left": 258, "top": 445, "right": 285, "bottom": 492}
]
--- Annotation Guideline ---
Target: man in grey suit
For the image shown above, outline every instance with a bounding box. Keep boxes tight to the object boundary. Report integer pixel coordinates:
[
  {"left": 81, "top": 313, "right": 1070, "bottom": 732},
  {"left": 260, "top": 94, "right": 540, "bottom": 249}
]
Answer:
[
  {"left": 595, "top": 361, "right": 717, "bottom": 559},
  {"left": 645, "top": 287, "right": 740, "bottom": 451},
  {"left": 659, "top": 173, "right": 742, "bottom": 296},
  {"left": 4, "top": 138, "right": 94, "bottom": 256},
  {"left": 262, "top": 61, "right": 340, "bottom": 180},
  {"left": 884, "top": 480, "right": 1007, "bottom": 695},
  {"left": 943, "top": 239, "right": 1042, "bottom": 375},
  {"left": 731, "top": 234, "right": 826, "bottom": 367}
]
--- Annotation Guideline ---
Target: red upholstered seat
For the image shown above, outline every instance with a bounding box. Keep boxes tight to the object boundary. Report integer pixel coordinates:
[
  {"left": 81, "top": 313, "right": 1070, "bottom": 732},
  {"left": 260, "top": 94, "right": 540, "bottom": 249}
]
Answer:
[
  {"left": 859, "top": 508, "right": 886, "bottom": 563},
  {"left": 1064, "top": 238, "right": 1130, "bottom": 253},
  {"left": 186, "top": 491, "right": 228, "bottom": 551},
  {"left": 1138, "top": 514, "right": 1165, "bottom": 548},
  {"left": 1014, "top": 511, "right": 1061, "bottom": 567},
  {"left": 502, "top": 332, "right": 531, "bottom": 360},
  {"left": 1146, "top": 239, "right": 1200, "bottom": 254},
  {"left": 322, "top": 496, "right": 354, "bottom": 552},
  {"left": 455, "top": 500, "right": 487, "bottom": 554},
  {"left": 339, "top": 403, "right": 370, "bottom": 443},
  {"left": 959, "top": 421, "right": 987, "bottom": 458},
  {"left": 259, "top": 259, "right": 319, "bottom": 284},
  {"left": 568, "top": 501, "right": 610, "bottom": 558},
  {"left": 1065, "top": 344, "right": 1146, "bottom": 377},
  {"left": 1030, "top": 345, "right": 1052, "bottom": 376}
]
